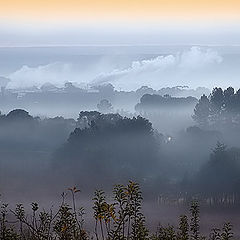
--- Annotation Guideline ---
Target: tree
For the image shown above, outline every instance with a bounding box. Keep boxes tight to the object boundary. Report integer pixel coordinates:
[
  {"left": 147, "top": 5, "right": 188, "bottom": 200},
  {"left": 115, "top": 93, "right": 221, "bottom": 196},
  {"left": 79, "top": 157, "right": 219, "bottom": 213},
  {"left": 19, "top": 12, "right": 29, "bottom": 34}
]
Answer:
[
  {"left": 6, "top": 109, "right": 33, "bottom": 121},
  {"left": 230, "top": 88, "right": 240, "bottom": 114},
  {"left": 77, "top": 111, "right": 101, "bottom": 129},
  {"left": 223, "top": 87, "right": 234, "bottom": 105},
  {"left": 209, "top": 87, "right": 224, "bottom": 116},
  {"left": 135, "top": 94, "right": 197, "bottom": 112},
  {"left": 196, "top": 142, "right": 240, "bottom": 195},
  {"left": 97, "top": 99, "right": 113, "bottom": 113},
  {"left": 178, "top": 215, "right": 189, "bottom": 240},
  {"left": 54, "top": 113, "right": 160, "bottom": 185},
  {"left": 212, "top": 141, "right": 227, "bottom": 156},
  {"left": 222, "top": 87, "right": 235, "bottom": 123},
  {"left": 192, "top": 95, "right": 210, "bottom": 127},
  {"left": 193, "top": 87, "right": 240, "bottom": 126},
  {"left": 64, "top": 82, "right": 80, "bottom": 92}
]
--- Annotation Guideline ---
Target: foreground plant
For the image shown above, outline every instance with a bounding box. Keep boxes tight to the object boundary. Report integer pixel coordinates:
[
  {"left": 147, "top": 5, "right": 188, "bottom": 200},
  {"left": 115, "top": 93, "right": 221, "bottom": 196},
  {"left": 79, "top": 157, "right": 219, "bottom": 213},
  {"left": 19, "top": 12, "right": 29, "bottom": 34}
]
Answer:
[{"left": 0, "top": 181, "right": 234, "bottom": 240}]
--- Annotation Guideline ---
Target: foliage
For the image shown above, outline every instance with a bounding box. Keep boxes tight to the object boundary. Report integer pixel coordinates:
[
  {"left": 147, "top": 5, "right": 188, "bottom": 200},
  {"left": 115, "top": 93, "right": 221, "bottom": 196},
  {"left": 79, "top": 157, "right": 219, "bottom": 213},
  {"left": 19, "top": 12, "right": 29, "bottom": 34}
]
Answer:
[
  {"left": 135, "top": 94, "right": 197, "bottom": 112},
  {"left": 190, "top": 200, "right": 200, "bottom": 240},
  {"left": 192, "top": 95, "right": 210, "bottom": 127},
  {"left": 178, "top": 215, "right": 189, "bottom": 240},
  {"left": 0, "top": 182, "right": 235, "bottom": 240},
  {"left": 195, "top": 142, "right": 240, "bottom": 194},
  {"left": 55, "top": 113, "right": 160, "bottom": 184},
  {"left": 193, "top": 87, "right": 240, "bottom": 127}
]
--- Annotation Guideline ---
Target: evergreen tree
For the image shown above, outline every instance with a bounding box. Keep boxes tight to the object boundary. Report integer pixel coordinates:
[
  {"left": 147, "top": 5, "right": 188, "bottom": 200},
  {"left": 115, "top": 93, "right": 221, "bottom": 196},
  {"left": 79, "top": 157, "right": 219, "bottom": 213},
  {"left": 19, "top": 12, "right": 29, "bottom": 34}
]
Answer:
[{"left": 192, "top": 95, "right": 210, "bottom": 127}]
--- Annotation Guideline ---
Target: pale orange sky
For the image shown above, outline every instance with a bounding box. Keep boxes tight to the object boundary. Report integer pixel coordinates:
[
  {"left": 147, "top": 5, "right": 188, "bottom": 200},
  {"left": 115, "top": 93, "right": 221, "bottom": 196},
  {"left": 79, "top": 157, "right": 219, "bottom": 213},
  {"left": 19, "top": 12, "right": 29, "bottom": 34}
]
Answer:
[
  {"left": 1, "top": 0, "right": 240, "bottom": 22},
  {"left": 1, "top": 0, "right": 240, "bottom": 46}
]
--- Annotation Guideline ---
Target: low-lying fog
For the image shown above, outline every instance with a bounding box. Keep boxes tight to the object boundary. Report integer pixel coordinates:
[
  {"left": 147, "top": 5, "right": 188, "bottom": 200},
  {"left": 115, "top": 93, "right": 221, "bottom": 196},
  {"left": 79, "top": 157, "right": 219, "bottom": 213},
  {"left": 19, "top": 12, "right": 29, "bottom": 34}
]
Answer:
[{"left": 1, "top": 45, "right": 240, "bottom": 234}]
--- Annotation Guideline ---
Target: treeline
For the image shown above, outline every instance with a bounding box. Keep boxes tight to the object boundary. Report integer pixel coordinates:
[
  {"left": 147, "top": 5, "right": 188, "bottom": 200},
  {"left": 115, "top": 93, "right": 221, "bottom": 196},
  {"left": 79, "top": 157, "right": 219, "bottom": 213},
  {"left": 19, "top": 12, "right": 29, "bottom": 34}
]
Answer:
[
  {"left": 193, "top": 87, "right": 240, "bottom": 127},
  {"left": 0, "top": 84, "right": 208, "bottom": 116},
  {"left": 1, "top": 108, "right": 240, "bottom": 197},
  {"left": 0, "top": 109, "right": 75, "bottom": 150},
  {"left": 53, "top": 110, "right": 240, "bottom": 198},
  {"left": 0, "top": 182, "right": 234, "bottom": 240},
  {"left": 135, "top": 94, "right": 197, "bottom": 112},
  {"left": 2, "top": 88, "right": 240, "bottom": 199},
  {"left": 182, "top": 142, "right": 240, "bottom": 196}
]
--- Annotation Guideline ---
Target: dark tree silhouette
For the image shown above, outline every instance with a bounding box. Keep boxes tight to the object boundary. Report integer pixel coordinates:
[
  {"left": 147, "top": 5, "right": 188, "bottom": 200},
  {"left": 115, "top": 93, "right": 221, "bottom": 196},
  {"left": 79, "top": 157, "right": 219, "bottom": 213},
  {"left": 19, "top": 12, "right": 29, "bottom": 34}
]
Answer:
[
  {"left": 193, "top": 87, "right": 240, "bottom": 127},
  {"left": 135, "top": 94, "right": 197, "bottom": 112},
  {"left": 192, "top": 94, "right": 210, "bottom": 127},
  {"left": 6, "top": 109, "right": 33, "bottom": 121},
  {"left": 223, "top": 87, "right": 234, "bottom": 106},
  {"left": 54, "top": 112, "right": 160, "bottom": 186},
  {"left": 195, "top": 142, "right": 240, "bottom": 195},
  {"left": 77, "top": 111, "right": 101, "bottom": 129},
  {"left": 210, "top": 87, "right": 224, "bottom": 115}
]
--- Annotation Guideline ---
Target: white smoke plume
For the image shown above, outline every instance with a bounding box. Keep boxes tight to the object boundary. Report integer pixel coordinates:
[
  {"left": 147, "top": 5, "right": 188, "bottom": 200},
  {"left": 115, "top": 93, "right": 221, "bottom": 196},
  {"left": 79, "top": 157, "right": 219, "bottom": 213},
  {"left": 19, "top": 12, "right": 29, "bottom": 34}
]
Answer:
[
  {"left": 92, "top": 47, "right": 223, "bottom": 89},
  {"left": 7, "top": 47, "right": 223, "bottom": 90}
]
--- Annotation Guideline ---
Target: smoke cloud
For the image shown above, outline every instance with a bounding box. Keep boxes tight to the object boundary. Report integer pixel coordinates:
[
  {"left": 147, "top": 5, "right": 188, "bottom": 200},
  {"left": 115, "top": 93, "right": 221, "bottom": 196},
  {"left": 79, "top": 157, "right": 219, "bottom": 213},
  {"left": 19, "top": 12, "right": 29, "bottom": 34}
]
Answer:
[
  {"left": 7, "top": 47, "right": 223, "bottom": 90},
  {"left": 93, "top": 47, "right": 223, "bottom": 88}
]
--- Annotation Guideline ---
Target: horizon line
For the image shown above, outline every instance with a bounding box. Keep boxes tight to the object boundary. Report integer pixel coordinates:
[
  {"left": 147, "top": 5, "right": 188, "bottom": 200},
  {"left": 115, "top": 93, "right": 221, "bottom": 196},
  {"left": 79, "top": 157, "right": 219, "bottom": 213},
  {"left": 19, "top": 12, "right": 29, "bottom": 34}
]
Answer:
[{"left": 1, "top": 44, "right": 240, "bottom": 48}]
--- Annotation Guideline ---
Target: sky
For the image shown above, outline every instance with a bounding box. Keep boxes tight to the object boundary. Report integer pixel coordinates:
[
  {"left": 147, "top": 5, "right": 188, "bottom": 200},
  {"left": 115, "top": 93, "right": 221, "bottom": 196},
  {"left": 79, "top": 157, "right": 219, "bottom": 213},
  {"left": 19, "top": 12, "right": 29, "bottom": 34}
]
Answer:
[
  {"left": 1, "top": 0, "right": 240, "bottom": 22},
  {"left": 1, "top": 0, "right": 240, "bottom": 46}
]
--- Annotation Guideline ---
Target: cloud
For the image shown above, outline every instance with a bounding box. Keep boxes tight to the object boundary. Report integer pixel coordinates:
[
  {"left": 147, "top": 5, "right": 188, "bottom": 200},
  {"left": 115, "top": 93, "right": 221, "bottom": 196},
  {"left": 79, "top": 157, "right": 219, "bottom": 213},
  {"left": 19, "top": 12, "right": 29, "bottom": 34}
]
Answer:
[
  {"left": 179, "top": 47, "right": 223, "bottom": 69},
  {"left": 7, "top": 62, "right": 75, "bottom": 89},
  {"left": 93, "top": 54, "right": 177, "bottom": 84},
  {"left": 6, "top": 47, "right": 223, "bottom": 90},
  {"left": 92, "top": 47, "right": 223, "bottom": 89}
]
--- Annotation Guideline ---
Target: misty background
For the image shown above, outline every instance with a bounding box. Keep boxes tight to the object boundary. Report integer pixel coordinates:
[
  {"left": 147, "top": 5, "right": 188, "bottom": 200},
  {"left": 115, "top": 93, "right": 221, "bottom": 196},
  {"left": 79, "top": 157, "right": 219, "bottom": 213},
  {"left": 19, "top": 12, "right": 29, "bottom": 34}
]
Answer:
[
  {"left": 1, "top": 45, "right": 240, "bottom": 233},
  {"left": 1, "top": 45, "right": 240, "bottom": 91}
]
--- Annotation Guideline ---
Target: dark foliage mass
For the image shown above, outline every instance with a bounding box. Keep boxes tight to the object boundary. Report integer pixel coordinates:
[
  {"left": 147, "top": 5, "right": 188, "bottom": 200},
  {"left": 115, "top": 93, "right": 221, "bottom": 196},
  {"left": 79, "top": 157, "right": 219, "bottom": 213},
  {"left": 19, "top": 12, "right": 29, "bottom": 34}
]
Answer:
[
  {"left": 54, "top": 112, "right": 160, "bottom": 187},
  {"left": 135, "top": 94, "right": 197, "bottom": 112},
  {"left": 0, "top": 109, "right": 75, "bottom": 150},
  {"left": 195, "top": 143, "right": 240, "bottom": 195},
  {"left": 193, "top": 87, "right": 240, "bottom": 128}
]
